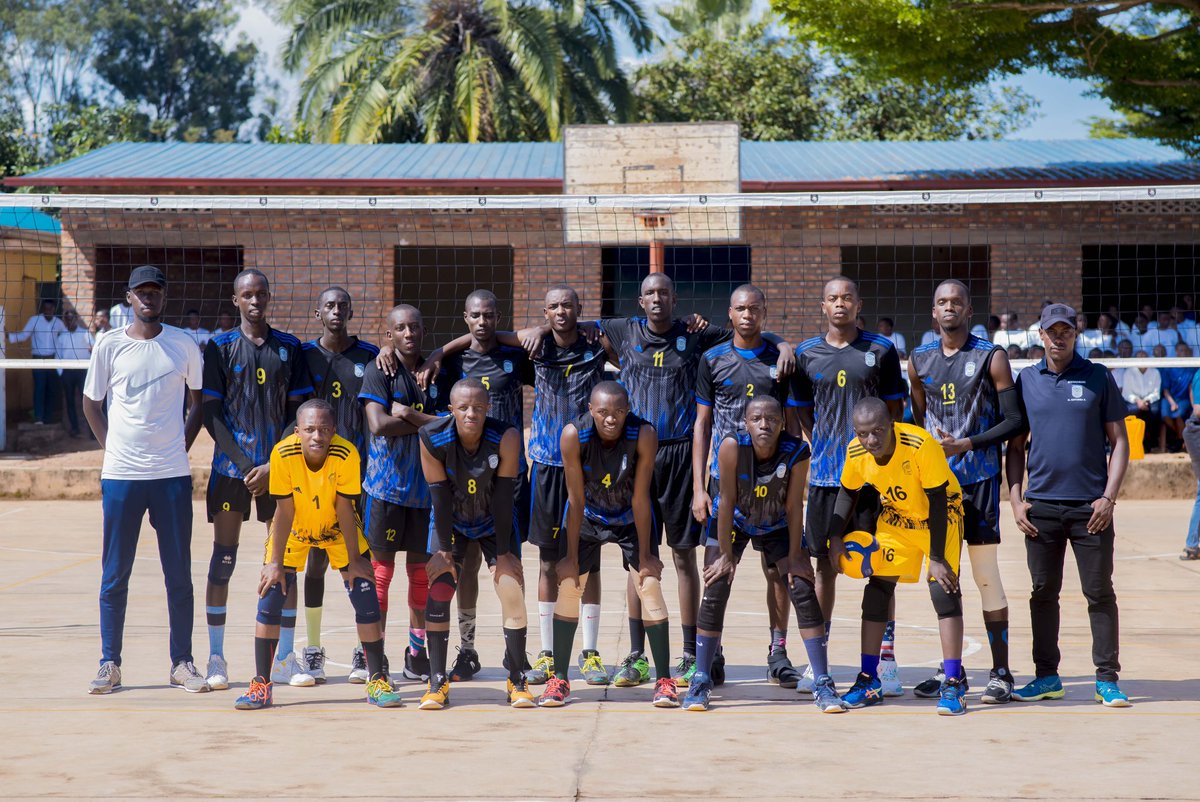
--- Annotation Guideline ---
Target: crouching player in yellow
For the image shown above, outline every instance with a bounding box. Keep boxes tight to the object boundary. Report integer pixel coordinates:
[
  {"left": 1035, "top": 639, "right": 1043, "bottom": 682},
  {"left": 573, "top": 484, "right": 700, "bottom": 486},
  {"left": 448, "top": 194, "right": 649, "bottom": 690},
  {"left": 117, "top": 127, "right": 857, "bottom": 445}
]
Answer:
[
  {"left": 684, "top": 396, "right": 846, "bottom": 713},
  {"left": 829, "top": 397, "right": 969, "bottom": 716},
  {"left": 235, "top": 399, "right": 401, "bottom": 710}
]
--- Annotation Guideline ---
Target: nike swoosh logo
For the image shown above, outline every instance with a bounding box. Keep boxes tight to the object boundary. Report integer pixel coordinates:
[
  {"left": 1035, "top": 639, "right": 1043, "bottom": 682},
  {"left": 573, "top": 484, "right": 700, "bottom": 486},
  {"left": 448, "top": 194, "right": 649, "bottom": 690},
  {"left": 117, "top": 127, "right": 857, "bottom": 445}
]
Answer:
[{"left": 127, "top": 373, "right": 172, "bottom": 395}]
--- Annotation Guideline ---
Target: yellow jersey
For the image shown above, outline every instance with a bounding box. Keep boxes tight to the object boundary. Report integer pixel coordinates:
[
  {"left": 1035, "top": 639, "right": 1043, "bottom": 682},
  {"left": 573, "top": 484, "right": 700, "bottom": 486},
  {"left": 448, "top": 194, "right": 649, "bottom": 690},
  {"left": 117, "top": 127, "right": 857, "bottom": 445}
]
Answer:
[
  {"left": 840, "top": 422, "right": 962, "bottom": 530},
  {"left": 268, "top": 433, "right": 361, "bottom": 543}
]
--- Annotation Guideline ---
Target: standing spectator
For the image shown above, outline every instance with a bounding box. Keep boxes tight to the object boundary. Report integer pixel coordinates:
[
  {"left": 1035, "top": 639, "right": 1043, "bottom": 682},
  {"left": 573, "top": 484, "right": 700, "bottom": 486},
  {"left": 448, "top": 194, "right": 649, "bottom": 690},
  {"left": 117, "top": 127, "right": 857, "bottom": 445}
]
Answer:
[
  {"left": 1075, "top": 314, "right": 1112, "bottom": 358},
  {"left": 82, "top": 265, "right": 207, "bottom": 695},
  {"left": 1130, "top": 314, "right": 1151, "bottom": 351},
  {"left": 8, "top": 299, "right": 65, "bottom": 424},
  {"left": 1121, "top": 351, "right": 1161, "bottom": 452},
  {"left": 993, "top": 313, "right": 1029, "bottom": 350},
  {"left": 182, "top": 309, "right": 211, "bottom": 350},
  {"left": 109, "top": 297, "right": 134, "bottom": 329},
  {"left": 1006, "top": 302, "right": 1131, "bottom": 707},
  {"left": 1159, "top": 343, "right": 1195, "bottom": 453},
  {"left": 1174, "top": 306, "right": 1200, "bottom": 351},
  {"left": 55, "top": 309, "right": 94, "bottom": 438},
  {"left": 91, "top": 307, "right": 113, "bottom": 345},
  {"left": 876, "top": 317, "right": 907, "bottom": 356},
  {"left": 1181, "top": 367, "right": 1200, "bottom": 560},
  {"left": 1106, "top": 305, "right": 1133, "bottom": 341},
  {"left": 211, "top": 310, "right": 236, "bottom": 338}
]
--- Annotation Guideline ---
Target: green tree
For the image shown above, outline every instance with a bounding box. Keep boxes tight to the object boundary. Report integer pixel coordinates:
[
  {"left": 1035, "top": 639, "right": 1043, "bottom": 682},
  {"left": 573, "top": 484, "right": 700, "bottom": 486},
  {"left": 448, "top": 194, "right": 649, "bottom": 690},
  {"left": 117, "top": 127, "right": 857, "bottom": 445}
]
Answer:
[
  {"left": 659, "top": 0, "right": 754, "bottom": 39},
  {"left": 280, "top": 0, "right": 654, "bottom": 143},
  {"left": 633, "top": 24, "right": 1036, "bottom": 141},
  {"left": 93, "top": 0, "right": 259, "bottom": 142},
  {"left": 772, "top": 0, "right": 1200, "bottom": 154}
]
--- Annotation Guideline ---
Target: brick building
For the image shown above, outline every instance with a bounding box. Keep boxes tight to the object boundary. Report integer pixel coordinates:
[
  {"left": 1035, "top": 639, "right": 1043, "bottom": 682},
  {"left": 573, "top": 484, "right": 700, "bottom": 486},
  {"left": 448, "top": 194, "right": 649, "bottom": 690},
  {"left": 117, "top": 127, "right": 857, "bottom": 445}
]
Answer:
[{"left": 7, "top": 130, "right": 1200, "bottom": 349}]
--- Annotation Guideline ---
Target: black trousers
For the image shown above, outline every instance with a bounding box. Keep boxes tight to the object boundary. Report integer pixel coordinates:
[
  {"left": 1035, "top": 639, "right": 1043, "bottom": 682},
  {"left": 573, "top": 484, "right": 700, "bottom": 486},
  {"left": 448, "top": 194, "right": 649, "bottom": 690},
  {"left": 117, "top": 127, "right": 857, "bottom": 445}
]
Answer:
[
  {"left": 61, "top": 369, "right": 86, "bottom": 434},
  {"left": 1025, "top": 499, "right": 1120, "bottom": 682}
]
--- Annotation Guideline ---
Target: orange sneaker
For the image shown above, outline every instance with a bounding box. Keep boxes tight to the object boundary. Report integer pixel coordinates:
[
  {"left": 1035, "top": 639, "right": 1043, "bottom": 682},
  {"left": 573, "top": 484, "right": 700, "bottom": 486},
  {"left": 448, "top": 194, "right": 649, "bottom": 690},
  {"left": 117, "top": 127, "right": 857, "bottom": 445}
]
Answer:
[{"left": 653, "top": 676, "right": 679, "bottom": 708}]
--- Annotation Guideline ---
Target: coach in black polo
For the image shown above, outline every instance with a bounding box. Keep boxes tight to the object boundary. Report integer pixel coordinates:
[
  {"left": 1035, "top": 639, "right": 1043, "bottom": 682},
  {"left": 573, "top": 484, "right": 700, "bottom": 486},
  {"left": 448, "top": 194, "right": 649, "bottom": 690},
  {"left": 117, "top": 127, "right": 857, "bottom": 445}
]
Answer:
[{"left": 1005, "top": 303, "right": 1131, "bottom": 707}]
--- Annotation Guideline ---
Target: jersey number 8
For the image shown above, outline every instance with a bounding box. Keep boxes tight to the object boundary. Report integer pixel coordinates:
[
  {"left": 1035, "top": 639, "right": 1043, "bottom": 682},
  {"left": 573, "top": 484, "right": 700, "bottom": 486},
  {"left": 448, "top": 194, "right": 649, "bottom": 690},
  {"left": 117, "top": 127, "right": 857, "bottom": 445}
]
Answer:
[{"left": 467, "top": 478, "right": 478, "bottom": 494}]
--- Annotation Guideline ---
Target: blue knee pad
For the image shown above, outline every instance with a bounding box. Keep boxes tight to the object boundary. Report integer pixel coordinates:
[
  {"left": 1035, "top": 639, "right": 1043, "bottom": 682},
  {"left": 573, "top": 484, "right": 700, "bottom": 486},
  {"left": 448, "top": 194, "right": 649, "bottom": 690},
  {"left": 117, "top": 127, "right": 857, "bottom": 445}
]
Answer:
[
  {"left": 208, "top": 543, "right": 237, "bottom": 586},
  {"left": 256, "top": 572, "right": 295, "bottom": 626},
  {"left": 345, "top": 576, "right": 382, "bottom": 625}
]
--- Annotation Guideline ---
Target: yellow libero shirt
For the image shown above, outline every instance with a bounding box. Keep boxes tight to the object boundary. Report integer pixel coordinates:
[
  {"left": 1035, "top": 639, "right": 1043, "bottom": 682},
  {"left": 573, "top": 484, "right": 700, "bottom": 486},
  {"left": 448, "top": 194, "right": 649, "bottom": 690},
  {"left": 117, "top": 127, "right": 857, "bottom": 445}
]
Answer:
[
  {"left": 268, "top": 433, "right": 361, "bottom": 543},
  {"left": 840, "top": 422, "right": 962, "bottom": 530}
]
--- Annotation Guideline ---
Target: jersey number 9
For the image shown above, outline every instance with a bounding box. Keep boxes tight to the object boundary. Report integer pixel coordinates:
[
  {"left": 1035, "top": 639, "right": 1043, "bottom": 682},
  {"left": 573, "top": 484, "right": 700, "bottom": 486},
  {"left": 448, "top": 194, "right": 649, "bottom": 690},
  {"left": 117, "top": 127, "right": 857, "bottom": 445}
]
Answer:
[{"left": 256, "top": 367, "right": 267, "bottom": 385}]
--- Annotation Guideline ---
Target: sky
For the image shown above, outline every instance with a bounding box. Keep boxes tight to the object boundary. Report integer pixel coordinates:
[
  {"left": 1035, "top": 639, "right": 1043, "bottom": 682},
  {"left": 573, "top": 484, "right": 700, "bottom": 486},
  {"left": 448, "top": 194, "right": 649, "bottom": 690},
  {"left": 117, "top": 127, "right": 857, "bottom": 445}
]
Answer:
[{"left": 233, "top": 2, "right": 1117, "bottom": 141}]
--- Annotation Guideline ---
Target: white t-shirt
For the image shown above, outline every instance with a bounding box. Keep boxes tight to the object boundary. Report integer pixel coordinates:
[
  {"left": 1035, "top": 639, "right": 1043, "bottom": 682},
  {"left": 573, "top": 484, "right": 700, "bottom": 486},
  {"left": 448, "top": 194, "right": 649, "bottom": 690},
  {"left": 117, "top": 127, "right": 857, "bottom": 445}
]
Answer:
[
  {"left": 183, "top": 326, "right": 211, "bottom": 349},
  {"left": 83, "top": 325, "right": 203, "bottom": 481},
  {"left": 109, "top": 303, "right": 134, "bottom": 329}
]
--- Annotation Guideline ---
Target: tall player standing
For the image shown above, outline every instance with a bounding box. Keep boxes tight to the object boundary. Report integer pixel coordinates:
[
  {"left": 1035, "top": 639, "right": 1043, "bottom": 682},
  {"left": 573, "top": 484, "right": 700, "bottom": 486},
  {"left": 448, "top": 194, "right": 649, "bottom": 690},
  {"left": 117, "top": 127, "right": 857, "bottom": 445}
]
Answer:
[
  {"left": 793, "top": 276, "right": 906, "bottom": 695},
  {"left": 296, "top": 286, "right": 379, "bottom": 685},
  {"left": 201, "top": 269, "right": 313, "bottom": 691},
  {"left": 908, "top": 280, "right": 1024, "bottom": 703}
]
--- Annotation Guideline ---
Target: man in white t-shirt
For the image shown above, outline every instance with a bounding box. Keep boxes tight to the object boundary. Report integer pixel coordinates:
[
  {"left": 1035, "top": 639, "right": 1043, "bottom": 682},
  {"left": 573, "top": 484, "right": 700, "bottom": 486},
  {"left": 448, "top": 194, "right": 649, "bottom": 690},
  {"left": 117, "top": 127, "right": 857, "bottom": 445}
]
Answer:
[
  {"left": 55, "top": 309, "right": 94, "bottom": 437},
  {"left": 82, "top": 265, "right": 208, "bottom": 695},
  {"left": 109, "top": 298, "right": 134, "bottom": 329},
  {"left": 9, "top": 299, "right": 66, "bottom": 423},
  {"left": 182, "top": 309, "right": 211, "bottom": 349}
]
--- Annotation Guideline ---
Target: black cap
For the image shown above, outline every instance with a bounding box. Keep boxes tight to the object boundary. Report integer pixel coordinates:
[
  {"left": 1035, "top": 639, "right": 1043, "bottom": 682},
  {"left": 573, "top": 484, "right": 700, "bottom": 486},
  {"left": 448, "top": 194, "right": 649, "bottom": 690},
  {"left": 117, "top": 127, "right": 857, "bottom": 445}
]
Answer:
[
  {"left": 1039, "top": 303, "right": 1076, "bottom": 330},
  {"left": 128, "top": 265, "right": 166, "bottom": 289}
]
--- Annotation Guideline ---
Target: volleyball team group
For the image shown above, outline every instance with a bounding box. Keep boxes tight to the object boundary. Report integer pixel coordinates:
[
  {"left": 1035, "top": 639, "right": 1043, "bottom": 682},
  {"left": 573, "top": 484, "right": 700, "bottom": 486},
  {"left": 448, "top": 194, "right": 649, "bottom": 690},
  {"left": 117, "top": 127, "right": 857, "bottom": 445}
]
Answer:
[{"left": 82, "top": 264, "right": 1133, "bottom": 715}]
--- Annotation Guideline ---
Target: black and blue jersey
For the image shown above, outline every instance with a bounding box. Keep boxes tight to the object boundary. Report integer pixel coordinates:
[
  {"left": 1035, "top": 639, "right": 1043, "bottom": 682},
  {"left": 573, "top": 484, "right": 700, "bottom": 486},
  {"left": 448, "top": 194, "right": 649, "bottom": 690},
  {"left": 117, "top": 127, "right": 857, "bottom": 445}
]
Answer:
[
  {"left": 203, "top": 328, "right": 312, "bottom": 479},
  {"left": 728, "top": 431, "right": 810, "bottom": 536},
  {"left": 793, "top": 330, "right": 905, "bottom": 487},
  {"left": 573, "top": 412, "right": 647, "bottom": 526},
  {"left": 599, "top": 317, "right": 730, "bottom": 442},
  {"left": 302, "top": 336, "right": 379, "bottom": 463},
  {"left": 419, "top": 414, "right": 512, "bottom": 538},
  {"left": 359, "top": 359, "right": 445, "bottom": 508},
  {"left": 528, "top": 335, "right": 608, "bottom": 467}
]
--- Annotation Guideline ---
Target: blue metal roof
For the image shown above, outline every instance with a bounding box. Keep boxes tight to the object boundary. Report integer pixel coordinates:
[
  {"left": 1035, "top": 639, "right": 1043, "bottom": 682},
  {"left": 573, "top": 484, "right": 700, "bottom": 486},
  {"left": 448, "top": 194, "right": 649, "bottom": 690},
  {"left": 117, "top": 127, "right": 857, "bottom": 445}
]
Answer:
[
  {"left": 9, "top": 138, "right": 1197, "bottom": 188},
  {"left": 0, "top": 206, "right": 61, "bottom": 233}
]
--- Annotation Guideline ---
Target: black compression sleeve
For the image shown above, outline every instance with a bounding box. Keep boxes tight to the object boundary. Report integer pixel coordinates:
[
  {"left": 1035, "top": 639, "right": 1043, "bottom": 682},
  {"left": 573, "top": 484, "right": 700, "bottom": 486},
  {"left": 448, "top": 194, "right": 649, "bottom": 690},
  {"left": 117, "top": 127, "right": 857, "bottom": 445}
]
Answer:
[
  {"left": 203, "top": 400, "right": 255, "bottom": 474},
  {"left": 968, "top": 387, "right": 1024, "bottom": 451},
  {"left": 829, "top": 486, "right": 859, "bottom": 540},
  {"left": 925, "top": 484, "right": 948, "bottom": 562},
  {"left": 429, "top": 481, "right": 456, "bottom": 551},
  {"left": 492, "top": 476, "right": 516, "bottom": 556}
]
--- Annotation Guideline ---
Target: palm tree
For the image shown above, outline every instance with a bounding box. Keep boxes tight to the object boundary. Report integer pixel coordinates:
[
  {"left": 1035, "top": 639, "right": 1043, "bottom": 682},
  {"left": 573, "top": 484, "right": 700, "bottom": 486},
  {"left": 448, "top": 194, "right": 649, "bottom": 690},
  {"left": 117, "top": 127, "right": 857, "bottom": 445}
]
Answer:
[{"left": 280, "top": 0, "right": 654, "bottom": 143}]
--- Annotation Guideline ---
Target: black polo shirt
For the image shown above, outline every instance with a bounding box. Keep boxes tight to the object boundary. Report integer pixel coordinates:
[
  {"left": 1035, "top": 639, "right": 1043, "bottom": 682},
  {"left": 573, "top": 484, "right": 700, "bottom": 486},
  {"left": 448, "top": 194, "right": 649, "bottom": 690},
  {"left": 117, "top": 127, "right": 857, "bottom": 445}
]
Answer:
[{"left": 1015, "top": 354, "right": 1126, "bottom": 502}]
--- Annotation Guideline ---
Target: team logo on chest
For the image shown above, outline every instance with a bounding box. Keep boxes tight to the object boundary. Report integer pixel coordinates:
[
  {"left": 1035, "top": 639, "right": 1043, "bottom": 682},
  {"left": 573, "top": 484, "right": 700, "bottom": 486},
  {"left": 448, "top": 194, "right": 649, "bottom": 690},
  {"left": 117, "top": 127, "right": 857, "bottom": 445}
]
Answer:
[
  {"left": 279, "top": 347, "right": 289, "bottom": 362},
  {"left": 354, "top": 363, "right": 366, "bottom": 378},
  {"left": 1071, "top": 384, "right": 1083, "bottom": 399},
  {"left": 676, "top": 336, "right": 686, "bottom": 352},
  {"left": 769, "top": 366, "right": 778, "bottom": 380},
  {"left": 621, "top": 454, "right": 628, "bottom": 472},
  {"left": 488, "top": 454, "right": 499, "bottom": 468},
  {"left": 429, "top": 385, "right": 439, "bottom": 398},
  {"left": 965, "top": 361, "right": 977, "bottom": 378},
  {"left": 775, "top": 463, "right": 787, "bottom": 479},
  {"left": 864, "top": 351, "right": 876, "bottom": 367},
  {"left": 503, "top": 360, "right": 514, "bottom": 374}
]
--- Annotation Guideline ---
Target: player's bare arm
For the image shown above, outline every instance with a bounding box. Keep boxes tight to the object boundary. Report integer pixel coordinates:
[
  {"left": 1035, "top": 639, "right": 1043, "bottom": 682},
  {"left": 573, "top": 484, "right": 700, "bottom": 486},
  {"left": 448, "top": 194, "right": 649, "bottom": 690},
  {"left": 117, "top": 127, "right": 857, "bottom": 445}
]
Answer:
[
  {"left": 691, "top": 402, "right": 716, "bottom": 524},
  {"left": 559, "top": 424, "right": 586, "bottom": 588}
]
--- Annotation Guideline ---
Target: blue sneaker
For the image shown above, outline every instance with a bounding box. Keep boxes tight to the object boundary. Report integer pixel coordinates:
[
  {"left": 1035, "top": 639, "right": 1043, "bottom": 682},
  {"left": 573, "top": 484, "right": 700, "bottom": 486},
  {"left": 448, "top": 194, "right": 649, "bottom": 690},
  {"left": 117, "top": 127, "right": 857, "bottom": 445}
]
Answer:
[
  {"left": 233, "top": 676, "right": 272, "bottom": 710},
  {"left": 936, "top": 676, "right": 967, "bottom": 716},
  {"left": 1094, "top": 681, "right": 1131, "bottom": 707},
  {"left": 813, "top": 675, "right": 847, "bottom": 714},
  {"left": 1012, "top": 674, "right": 1065, "bottom": 702},
  {"left": 841, "top": 672, "right": 883, "bottom": 709},
  {"left": 683, "top": 672, "right": 713, "bottom": 711}
]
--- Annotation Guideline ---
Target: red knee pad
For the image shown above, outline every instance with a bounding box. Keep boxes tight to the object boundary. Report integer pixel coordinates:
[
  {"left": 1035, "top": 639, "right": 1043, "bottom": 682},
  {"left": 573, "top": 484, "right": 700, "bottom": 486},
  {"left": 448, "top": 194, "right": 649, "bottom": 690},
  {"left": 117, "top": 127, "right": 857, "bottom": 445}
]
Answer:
[
  {"left": 406, "top": 562, "right": 428, "bottom": 610},
  {"left": 372, "top": 559, "right": 396, "bottom": 613}
]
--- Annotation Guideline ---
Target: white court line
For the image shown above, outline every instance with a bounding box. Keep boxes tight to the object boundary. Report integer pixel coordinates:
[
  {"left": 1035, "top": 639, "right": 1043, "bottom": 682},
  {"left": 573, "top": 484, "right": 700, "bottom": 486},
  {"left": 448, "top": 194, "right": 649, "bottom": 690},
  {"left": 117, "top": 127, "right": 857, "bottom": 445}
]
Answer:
[{"left": 0, "top": 507, "right": 27, "bottom": 519}]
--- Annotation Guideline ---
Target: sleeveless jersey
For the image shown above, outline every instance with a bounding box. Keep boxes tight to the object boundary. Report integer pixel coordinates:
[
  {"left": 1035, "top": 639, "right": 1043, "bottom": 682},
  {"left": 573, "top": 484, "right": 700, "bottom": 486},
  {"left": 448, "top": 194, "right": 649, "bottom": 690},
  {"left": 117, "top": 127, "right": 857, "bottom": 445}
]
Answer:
[
  {"left": 729, "top": 432, "right": 810, "bottom": 536},
  {"left": 573, "top": 411, "right": 647, "bottom": 526},
  {"left": 418, "top": 415, "right": 513, "bottom": 537},
  {"left": 302, "top": 337, "right": 379, "bottom": 463},
  {"left": 908, "top": 334, "right": 1002, "bottom": 485},
  {"left": 528, "top": 334, "right": 608, "bottom": 466}
]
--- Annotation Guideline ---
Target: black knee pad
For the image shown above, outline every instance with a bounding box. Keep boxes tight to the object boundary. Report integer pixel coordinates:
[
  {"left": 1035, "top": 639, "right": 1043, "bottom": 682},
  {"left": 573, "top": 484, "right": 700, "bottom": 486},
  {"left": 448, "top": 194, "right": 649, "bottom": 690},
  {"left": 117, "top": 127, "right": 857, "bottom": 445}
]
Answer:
[
  {"left": 787, "top": 575, "right": 823, "bottom": 629},
  {"left": 344, "top": 576, "right": 382, "bottom": 624},
  {"left": 208, "top": 543, "right": 237, "bottom": 586},
  {"left": 929, "top": 581, "right": 963, "bottom": 620},
  {"left": 861, "top": 576, "right": 896, "bottom": 623},
  {"left": 425, "top": 573, "right": 458, "bottom": 625},
  {"left": 697, "top": 576, "right": 732, "bottom": 632},
  {"left": 256, "top": 571, "right": 295, "bottom": 626}
]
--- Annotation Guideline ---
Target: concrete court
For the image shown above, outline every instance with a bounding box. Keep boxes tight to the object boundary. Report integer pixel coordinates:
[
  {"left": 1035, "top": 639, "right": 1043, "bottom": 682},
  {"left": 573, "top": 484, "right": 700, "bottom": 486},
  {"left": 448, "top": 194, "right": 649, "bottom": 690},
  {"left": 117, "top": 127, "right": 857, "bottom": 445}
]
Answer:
[{"left": 0, "top": 499, "right": 1197, "bottom": 801}]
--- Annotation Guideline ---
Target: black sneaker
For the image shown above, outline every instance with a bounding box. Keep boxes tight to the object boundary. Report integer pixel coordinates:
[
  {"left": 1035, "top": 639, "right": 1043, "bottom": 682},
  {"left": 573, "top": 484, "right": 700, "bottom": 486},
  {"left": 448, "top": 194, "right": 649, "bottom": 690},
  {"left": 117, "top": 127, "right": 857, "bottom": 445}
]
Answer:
[
  {"left": 766, "top": 646, "right": 801, "bottom": 689},
  {"left": 450, "top": 647, "right": 482, "bottom": 682},
  {"left": 404, "top": 647, "right": 431, "bottom": 681},
  {"left": 711, "top": 649, "right": 726, "bottom": 687},
  {"left": 981, "top": 668, "right": 1014, "bottom": 704},
  {"left": 914, "top": 664, "right": 945, "bottom": 698}
]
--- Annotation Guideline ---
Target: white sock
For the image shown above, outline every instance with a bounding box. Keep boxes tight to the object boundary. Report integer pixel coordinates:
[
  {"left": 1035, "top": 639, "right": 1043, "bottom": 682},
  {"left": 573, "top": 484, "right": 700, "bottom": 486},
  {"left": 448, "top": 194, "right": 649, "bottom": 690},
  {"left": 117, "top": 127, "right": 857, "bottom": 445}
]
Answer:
[
  {"left": 582, "top": 603, "right": 601, "bottom": 652},
  {"left": 538, "top": 601, "right": 555, "bottom": 652}
]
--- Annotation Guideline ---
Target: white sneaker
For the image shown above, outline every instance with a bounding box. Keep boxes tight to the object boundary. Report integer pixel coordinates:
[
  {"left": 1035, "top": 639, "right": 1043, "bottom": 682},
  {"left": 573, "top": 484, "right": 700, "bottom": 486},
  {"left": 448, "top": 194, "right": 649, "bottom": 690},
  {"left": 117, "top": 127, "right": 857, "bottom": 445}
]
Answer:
[
  {"left": 271, "top": 652, "right": 316, "bottom": 687},
  {"left": 170, "top": 660, "right": 211, "bottom": 693},
  {"left": 879, "top": 657, "right": 905, "bottom": 697},
  {"left": 302, "top": 646, "right": 327, "bottom": 684},
  {"left": 796, "top": 663, "right": 815, "bottom": 695},
  {"left": 348, "top": 645, "right": 369, "bottom": 684},
  {"left": 205, "top": 654, "right": 229, "bottom": 691},
  {"left": 89, "top": 661, "right": 122, "bottom": 694}
]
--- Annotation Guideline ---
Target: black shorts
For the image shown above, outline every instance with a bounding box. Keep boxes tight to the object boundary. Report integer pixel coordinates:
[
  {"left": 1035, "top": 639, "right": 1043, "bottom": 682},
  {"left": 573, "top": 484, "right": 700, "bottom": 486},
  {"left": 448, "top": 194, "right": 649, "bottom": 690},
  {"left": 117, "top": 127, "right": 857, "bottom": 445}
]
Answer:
[
  {"left": 804, "top": 484, "right": 880, "bottom": 556},
  {"left": 528, "top": 462, "right": 567, "bottom": 550},
  {"left": 961, "top": 476, "right": 1001, "bottom": 546},
  {"left": 207, "top": 473, "right": 276, "bottom": 523},
  {"left": 578, "top": 518, "right": 658, "bottom": 574},
  {"left": 705, "top": 525, "right": 791, "bottom": 567},
  {"left": 447, "top": 530, "right": 521, "bottom": 568},
  {"left": 514, "top": 468, "right": 532, "bottom": 543},
  {"left": 363, "top": 494, "right": 432, "bottom": 556},
  {"left": 652, "top": 439, "right": 701, "bottom": 550}
]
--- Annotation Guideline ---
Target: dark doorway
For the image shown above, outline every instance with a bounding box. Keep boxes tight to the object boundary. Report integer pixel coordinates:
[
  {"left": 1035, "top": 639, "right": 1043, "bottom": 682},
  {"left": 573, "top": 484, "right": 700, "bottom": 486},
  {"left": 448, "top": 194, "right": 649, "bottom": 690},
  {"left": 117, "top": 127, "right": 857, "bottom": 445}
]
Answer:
[
  {"left": 395, "top": 246, "right": 514, "bottom": 349},
  {"left": 841, "top": 246, "right": 991, "bottom": 350},
  {"left": 1082, "top": 244, "right": 1199, "bottom": 326},
  {"left": 93, "top": 245, "right": 244, "bottom": 329},
  {"left": 601, "top": 245, "right": 752, "bottom": 323}
]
